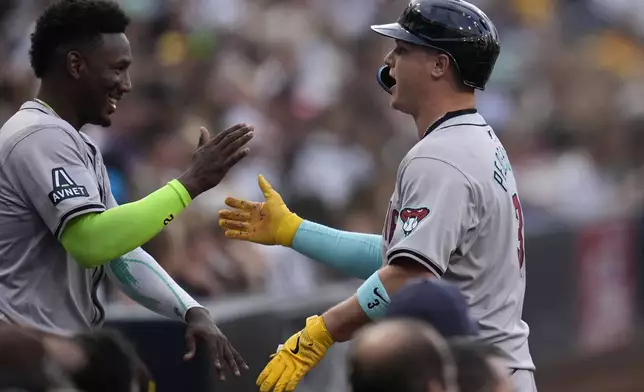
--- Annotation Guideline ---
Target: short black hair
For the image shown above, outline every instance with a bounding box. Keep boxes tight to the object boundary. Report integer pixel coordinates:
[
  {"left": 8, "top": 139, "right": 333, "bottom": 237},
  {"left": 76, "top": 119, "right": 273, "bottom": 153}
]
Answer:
[
  {"left": 449, "top": 339, "right": 503, "bottom": 392},
  {"left": 0, "top": 325, "right": 68, "bottom": 391},
  {"left": 29, "top": 0, "right": 130, "bottom": 78},
  {"left": 70, "top": 329, "right": 138, "bottom": 392}
]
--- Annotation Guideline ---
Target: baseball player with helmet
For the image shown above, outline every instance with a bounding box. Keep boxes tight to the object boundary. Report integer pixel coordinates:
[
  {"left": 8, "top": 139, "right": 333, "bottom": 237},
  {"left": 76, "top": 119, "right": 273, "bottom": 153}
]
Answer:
[{"left": 218, "top": 0, "right": 537, "bottom": 391}]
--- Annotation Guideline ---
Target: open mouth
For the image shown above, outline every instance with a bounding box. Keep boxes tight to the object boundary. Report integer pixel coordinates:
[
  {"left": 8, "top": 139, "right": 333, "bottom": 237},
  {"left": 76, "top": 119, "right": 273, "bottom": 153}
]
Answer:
[
  {"left": 377, "top": 65, "right": 396, "bottom": 94},
  {"left": 106, "top": 95, "right": 121, "bottom": 113},
  {"left": 108, "top": 96, "right": 119, "bottom": 110}
]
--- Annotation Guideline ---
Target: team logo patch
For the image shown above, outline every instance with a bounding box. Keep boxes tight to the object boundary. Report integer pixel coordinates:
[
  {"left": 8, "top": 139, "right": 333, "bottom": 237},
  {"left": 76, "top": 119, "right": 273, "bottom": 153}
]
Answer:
[
  {"left": 48, "top": 167, "right": 89, "bottom": 206},
  {"left": 400, "top": 207, "right": 430, "bottom": 236}
]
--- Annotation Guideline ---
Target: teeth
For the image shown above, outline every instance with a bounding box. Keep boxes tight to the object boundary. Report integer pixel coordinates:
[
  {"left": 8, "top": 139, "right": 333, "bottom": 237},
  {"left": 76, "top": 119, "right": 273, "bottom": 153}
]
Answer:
[{"left": 108, "top": 97, "right": 117, "bottom": 110}]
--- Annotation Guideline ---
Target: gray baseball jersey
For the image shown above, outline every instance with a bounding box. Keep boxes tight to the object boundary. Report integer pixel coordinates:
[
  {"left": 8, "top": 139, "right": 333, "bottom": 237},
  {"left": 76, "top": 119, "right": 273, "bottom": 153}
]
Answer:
[
  {"left": 0, "top": 100, "right": 112, "bottom": 336},
  {"left": 381, "top": 109, "right": 534, "bottom": 371}
]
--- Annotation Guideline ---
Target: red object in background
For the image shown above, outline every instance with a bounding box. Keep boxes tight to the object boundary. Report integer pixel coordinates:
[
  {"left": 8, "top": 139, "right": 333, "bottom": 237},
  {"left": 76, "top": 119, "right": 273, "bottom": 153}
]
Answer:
[{"left": 577, "top": 220, "right": 636, "bottom": 354}]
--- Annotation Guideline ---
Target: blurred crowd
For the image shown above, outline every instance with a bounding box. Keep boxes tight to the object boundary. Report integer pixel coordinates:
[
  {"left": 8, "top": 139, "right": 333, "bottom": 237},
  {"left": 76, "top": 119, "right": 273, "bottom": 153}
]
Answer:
[
  {"left": 0, "top": 323, "right": 155, "bottom": 392},
  {"left": 1, "top": 0, "right": 644, "bottom": 302}
]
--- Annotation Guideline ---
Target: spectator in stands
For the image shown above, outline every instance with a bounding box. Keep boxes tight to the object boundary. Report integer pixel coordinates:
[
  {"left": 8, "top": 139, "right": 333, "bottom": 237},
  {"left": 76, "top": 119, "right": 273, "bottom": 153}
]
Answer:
[
  {"left": 348, "top": 319, "right": 458, "bottom": 392},
  {"left": 66, "top": 329, "right": 154, "bottom": 392},
  {"left": 384, "top": 277, "right": 478, "bottom": 339},
  {"left": 0, "top": 324, "right": 74, "bottom": 391},
  {"left": 384, "top": 278, "right": 514, "bottom": 392},
  {"left": 449, "top": 339, "right": 513, "bottom": 392},
  {"left": 41, "top": 333, "right": 89, "bottom": 383}
]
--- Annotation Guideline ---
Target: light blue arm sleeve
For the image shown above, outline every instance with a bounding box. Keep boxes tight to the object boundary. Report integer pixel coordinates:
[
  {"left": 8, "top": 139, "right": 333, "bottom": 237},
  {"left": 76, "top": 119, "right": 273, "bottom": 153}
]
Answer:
[{"left": 291, "top": 220, "right": 382, "bottom": 280}]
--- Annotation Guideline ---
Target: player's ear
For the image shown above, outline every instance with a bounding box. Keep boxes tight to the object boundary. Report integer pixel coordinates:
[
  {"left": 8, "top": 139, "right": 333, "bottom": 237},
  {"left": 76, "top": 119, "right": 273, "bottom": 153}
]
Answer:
[
  {"left": 67, "top": 51, "right": 85, "bottom": 80},
  {"left": 430, "top": 53, "right": 449, "bottom": 80}
]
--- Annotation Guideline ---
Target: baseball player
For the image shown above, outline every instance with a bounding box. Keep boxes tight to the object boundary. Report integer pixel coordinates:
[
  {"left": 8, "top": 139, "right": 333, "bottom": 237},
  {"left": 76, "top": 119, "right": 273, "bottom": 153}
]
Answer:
[
  {"left": 0, "top": 0, "right": 252, "bottom": 381},
  {"left": 218, "top": 0, "right": 537, "bottom": 391}
]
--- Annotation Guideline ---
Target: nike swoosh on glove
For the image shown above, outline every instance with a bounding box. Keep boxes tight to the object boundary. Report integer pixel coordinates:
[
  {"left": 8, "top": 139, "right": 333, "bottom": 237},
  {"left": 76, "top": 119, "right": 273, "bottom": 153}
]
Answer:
[{"left": 257, "top": 315, "right": 334, "bottom": 392}]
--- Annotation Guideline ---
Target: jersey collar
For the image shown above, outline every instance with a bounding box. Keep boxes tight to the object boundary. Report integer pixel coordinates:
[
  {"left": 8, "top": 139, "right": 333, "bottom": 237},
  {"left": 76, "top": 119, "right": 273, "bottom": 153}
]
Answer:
[
  {"left": 422, "top": 108, "right": 479, "bottom": 139},
  {"left": 20, "top": 100, "right": 61, "bottom": 119}
]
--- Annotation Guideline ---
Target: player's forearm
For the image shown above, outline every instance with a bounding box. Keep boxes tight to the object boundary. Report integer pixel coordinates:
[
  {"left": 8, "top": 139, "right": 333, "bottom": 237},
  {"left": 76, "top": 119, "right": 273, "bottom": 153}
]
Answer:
[
  {"left": 321, "top": 296, "right": 370, "bottom": 343},
  {"left": 291, "top": 221, "right": 382, "bottom": 279},
  {"left": 61, "top": 180, "right": 191, "bottom": 268},
  {"left": 106, "top": 247, "right": 201, "bottom": 321},
  {"left": 323, "top": 261, "right": 434, "bottom": 342}
]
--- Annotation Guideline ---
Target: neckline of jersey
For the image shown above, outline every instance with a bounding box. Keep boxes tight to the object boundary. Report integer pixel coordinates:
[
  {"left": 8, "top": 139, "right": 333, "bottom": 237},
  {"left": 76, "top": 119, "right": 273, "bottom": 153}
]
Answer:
[
  {"left": 422, "top": 108, "right": 478, "bottom": 139},
  {"left": 32, "top": 98, "right": 61, "bottom": 119}
]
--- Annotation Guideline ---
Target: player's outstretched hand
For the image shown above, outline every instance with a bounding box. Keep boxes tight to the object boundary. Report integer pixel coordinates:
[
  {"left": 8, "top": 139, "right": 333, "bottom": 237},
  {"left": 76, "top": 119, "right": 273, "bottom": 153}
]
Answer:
[
  {"left": 257, "top": 315, "right": 334, "bottom": 392},
  {"left": 179, "top": 124, "right": 254, "bottom": 199},
  {"left": 218, "top": 175, "right": 303, "bottom": 247},
  {"left": 184, "top": 307, "right": 248, "bottom": 381}
]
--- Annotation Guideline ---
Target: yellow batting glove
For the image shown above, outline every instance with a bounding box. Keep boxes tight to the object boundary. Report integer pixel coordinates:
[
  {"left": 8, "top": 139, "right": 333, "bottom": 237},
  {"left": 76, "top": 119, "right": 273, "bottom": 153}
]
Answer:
[
  {"left": 218, "top": 175, "right": 303, "bottom": 247},
  {"left": 257, "top": 315, "right": 334, "bottom": 392}
]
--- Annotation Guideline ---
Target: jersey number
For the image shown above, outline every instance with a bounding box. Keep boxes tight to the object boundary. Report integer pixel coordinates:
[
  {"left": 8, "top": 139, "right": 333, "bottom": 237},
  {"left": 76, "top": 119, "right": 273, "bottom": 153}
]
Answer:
[{"left": 512, "top": 193, "right": 525, "bottom": 268}]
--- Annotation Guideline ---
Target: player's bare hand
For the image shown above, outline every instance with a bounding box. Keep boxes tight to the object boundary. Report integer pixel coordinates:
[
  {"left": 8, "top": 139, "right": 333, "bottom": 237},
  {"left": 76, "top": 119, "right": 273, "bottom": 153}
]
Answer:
[
  {"left": 184, "top": 307, "right": 248, "bottom": 381},
  {"left": 179, "top": 124, "right": 254, "bottom": 199},
  {"left": 218, "top": 175, "right": 303, "bottom": 247}
]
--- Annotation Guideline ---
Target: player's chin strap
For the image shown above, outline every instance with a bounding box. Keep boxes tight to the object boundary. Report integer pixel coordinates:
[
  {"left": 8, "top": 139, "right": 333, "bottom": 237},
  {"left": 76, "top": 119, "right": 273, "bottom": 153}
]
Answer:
[{"left": 377, "top": 65, "right": 396, "bottom": 95}]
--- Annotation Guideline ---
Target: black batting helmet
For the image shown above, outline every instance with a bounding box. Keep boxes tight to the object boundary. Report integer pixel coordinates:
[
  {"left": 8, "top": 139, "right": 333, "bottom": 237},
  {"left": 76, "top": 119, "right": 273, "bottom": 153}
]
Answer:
[{"left": 371, "top": 0, "right": 500, "bottom": 93}]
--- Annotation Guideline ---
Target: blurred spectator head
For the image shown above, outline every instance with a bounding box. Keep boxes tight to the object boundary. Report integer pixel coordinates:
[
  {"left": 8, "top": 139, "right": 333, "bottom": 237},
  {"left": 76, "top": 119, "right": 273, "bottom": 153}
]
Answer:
[
  {"left": 0, "top": 324, "right": 73, "bottom": 391},
  {"left": 68, "top": 329, "right": 150, "bottom": 392},
  {"left": 449, "top": 339, "right": 513, "bottom": 392},
  {"left": 348, "top": 318, "right": 457, "bottom": 392},
  {"left": 30, "top": 0, "right": 131, "bottom": 128},
  {"left": 384, "top": 277, "right": 479, "bottom": 339}
]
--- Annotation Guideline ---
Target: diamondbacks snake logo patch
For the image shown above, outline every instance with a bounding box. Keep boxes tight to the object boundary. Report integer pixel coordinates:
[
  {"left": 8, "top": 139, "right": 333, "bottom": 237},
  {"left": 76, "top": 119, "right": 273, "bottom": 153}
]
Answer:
[{"left": 400, "top": 207, "right": 430, "bottom": 236}]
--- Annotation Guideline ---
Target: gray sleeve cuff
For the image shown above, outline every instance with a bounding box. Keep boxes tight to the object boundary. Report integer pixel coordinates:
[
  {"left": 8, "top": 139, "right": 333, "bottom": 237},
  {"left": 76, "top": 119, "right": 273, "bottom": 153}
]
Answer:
[{"left": 387, "top": 248, "right": 444, "bottom": 277}]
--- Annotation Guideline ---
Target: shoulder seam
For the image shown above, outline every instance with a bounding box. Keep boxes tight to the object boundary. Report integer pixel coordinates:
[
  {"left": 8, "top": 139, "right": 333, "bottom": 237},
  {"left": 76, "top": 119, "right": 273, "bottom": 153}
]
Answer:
[
  {"left": 0, "top": 126, "right": 80, "bottom": 169},
  {"left": 0, "top": 126, "right": 79, "bottom": 208},
  {"left": 398, "top": 156, "right": 481, "bottom": 248},
  {"left": 401, "top": 156, "right": 475, "bottom": 190}
]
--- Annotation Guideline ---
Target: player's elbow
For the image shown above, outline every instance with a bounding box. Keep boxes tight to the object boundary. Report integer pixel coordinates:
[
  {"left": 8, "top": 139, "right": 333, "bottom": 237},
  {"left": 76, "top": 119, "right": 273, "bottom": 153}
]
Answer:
[
  {"left": 379, "top": 258, "right": 437, "bottom": 294},
  {"left": 75, "top": 254, "right": 111, "bottom": 269},
  {"left": 61, "top": 239, "right": 113, "bottom": 269},
  {"left": 389, "top": 257, "right": 437, "bottom": 279},
  {"left": 60, "top": 217, "right": 116, "bottom": 268}
]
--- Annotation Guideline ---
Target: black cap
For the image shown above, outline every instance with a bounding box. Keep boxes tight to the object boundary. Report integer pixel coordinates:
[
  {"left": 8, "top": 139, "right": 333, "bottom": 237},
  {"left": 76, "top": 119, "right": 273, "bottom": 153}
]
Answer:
[
  {"left": 371, "top": 0, "right": 500, "bottom": 91},
  {"left": 385, "top": 277, "right": 478, "bottom": 338}
]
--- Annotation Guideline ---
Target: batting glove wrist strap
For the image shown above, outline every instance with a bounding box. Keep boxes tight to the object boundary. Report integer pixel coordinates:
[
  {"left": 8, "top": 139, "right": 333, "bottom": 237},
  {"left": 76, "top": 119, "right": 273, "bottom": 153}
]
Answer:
[{"left": 274, "top": 211, "right": 303, "bottom": 247}]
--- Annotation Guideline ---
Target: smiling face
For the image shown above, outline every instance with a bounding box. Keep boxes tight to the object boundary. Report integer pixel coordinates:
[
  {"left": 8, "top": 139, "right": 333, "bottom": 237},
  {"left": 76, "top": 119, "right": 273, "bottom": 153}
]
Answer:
[{"left": 71, "top": 33, "right": 132, "bottom": 127}]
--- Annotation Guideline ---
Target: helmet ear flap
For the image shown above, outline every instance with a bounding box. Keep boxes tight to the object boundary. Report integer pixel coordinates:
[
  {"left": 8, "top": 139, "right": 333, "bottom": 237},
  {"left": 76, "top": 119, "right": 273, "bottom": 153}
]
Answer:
[{"left": 377, "top": 65, "right": 396, "bottom": 94}]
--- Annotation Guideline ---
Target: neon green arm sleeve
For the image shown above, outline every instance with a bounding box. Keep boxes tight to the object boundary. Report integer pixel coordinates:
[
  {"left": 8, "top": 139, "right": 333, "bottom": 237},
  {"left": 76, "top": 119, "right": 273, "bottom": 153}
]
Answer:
[{"left": 60, "top": 179, "right": 192, "bottom": 268}]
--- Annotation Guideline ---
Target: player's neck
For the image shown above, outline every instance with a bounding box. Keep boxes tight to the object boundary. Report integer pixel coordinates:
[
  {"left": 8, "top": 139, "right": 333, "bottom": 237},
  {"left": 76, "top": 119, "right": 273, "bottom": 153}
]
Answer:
[
  {"left": 36, "top": 82, "right": 83, "bottom": 130},
  {"left": 415, "top": 92, "right": 476, "bottom": 138}
]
